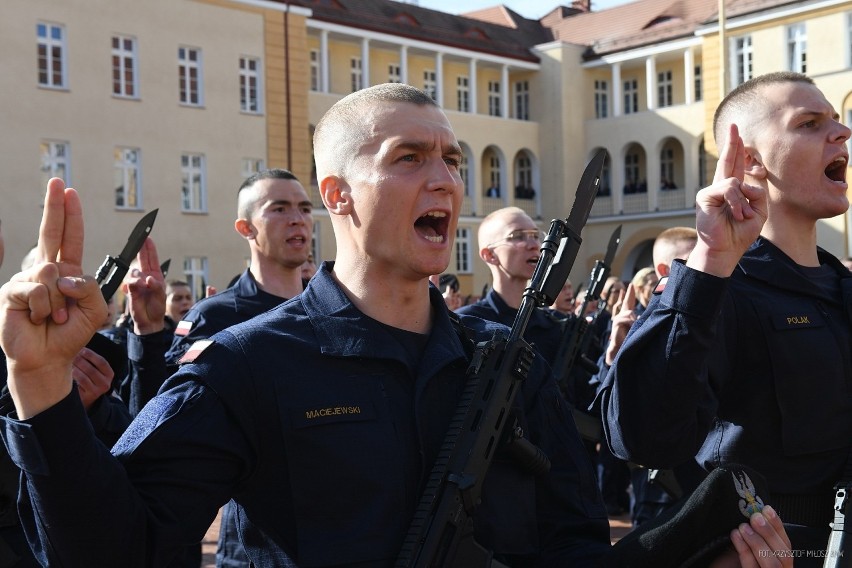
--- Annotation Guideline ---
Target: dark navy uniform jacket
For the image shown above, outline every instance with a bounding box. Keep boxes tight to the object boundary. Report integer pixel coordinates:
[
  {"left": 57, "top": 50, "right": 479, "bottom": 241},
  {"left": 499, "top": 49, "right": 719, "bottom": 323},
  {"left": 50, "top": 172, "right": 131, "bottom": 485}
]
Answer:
[
  {"left": 457, "top": 289, "right": 564, "bottom": 365},
  {"left": 1, "top": 263, "right": 609, "bottom": 567},
  {"left": 600, "top": 238, "right": 852, "bottom": 524},
  {"left": 124, "top": 269, "right": 285, "bottom": 416}
]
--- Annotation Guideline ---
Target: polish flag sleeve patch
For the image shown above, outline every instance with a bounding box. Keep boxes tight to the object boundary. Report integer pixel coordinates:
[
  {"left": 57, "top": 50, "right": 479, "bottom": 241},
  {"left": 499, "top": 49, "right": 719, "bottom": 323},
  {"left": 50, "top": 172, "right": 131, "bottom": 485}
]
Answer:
[
  {"left": 175, "top": 320, "right": 194, "bottom": 336},
  {"left": 179, "top": 340, "right": 214, "bottom": 364}
]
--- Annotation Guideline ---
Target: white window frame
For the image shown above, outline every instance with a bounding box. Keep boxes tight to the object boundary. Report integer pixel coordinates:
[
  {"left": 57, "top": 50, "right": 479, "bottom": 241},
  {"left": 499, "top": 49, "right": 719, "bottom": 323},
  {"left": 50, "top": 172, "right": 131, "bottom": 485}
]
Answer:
[
  {"left": 310, "top": 49, "right": 320, "bottom": 92},
  {"left": 660, "top": 147, "right": 675, "bottom": 187},
  {"left": 457, "top": 75, "right": 470, "bottom": 112},
  {"left": 423, "top": 69, "right": 437, "bottom": 100},
  {"left": 40, "top": 140, "right": 70, "bottom": 187},
  {"left": 787, "top": 23, "right": 807, "bottom": 73},
  {"left": 239, "top": 56, "right": 262, "bottom": 114},
  {"left": 731, "top": 36, "right": 753, "bottom": 88},
  {"left": 241, "top": 158, "right": 265, "bottom": 180},
  {"left": 181, "top": 153, "right": 207, "bottom": 213},
  {"left": 657, "top": 70, "right": 673, "bottom": 107},
  {"left": 489, "top": 155, "right": 501, "bottom": 188},
  {"left": 350, "top": 57, "right": 362, "bottom": 92},
  {"left": 624, "top": 152, "right": 640, "bottom": 190},
  {"left": 514, "top": 80, "right": 529, "bottom": 121},
  {"left": 37, "top": 22, "right": 67, "bottom": 89},
  {"left": 488, "top": 81, "right": 501, "bottom": 117},
  {"left": 594, "top": 79, "right": 608, "bottom": 119},
  {"left": 178, "top": 46, "right": 203, "bottom": 106},
  {"left": 112, "top": 35, "right": 138, "bottom": 98},
  {"left": 623, "top": 78, "right": 638, "bottom": 114},
  {"left": 183, "top": 256, "right": 209, "bottom": 301},
  {"left": 516, "top": 155, "right": 532, "bottom": 192},
  {"left": 114, "top": 147, "right": 141, "bottom": 209},
  {"left": 388, "top": 63, "right": 401, "bottom": 83},
  {"left": 455, "top": 227, "right": 472, "bottom": 273}
]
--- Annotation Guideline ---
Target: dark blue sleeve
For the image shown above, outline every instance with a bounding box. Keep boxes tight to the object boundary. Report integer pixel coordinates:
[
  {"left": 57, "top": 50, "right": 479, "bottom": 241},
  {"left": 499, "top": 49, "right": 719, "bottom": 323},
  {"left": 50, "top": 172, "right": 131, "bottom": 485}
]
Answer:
[
  {"left": 1, "top": 370, "right": 251, "bottom": 566},
  {"left": 125, "top": 329, "right": 175, "bottom": 416},
  {"left": 85, "top": 392, "right": 132, "bottom": 448},
  {"left": 599, "top": 261, "right": 728, "bottom": 467}
]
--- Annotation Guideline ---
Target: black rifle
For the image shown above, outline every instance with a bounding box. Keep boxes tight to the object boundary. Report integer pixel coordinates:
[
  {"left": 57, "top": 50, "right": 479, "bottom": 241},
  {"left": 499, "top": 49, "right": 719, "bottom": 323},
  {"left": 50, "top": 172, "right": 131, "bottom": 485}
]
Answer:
[
  {"left": 395, "top": 151, "right": 605, "bottom": 568},
  {"left": 551, "top": 225, "right": 620, "bottom": 442},
  {"left": 824, "top": 484, "right": 850, "bottom": 567}
]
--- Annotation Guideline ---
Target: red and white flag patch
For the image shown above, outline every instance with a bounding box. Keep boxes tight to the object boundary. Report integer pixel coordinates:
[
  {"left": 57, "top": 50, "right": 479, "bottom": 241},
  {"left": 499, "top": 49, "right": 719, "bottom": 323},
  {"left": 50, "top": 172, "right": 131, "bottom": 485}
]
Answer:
[
  {"left": 179, "top": 340, "right": 213, "bottom": 364},
  {"left": 175, "top": 320, "right": 193, "bottom": 336}
]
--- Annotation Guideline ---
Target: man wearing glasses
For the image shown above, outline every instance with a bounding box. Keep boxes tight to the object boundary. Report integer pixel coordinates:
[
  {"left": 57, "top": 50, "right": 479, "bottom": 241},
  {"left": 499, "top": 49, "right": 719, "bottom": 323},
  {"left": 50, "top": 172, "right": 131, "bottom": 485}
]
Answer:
[{"left": 457, "top": 207, "right": 565, "bottom": 368}]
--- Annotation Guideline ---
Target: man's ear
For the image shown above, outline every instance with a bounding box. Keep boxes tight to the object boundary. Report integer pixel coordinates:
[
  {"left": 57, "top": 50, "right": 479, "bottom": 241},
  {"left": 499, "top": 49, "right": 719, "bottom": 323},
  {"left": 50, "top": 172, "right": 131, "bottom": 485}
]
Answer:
[
  {"left": 480, "top": 247, "right": 499, "bottom": 266},
  {"left": 234, "top": 218, "right": 255, "bottom": 240},
  {"left": 656, "top": 262, "right": 670, "bottom": 278},
  {"left": 743, "top": 147, "right": 767, "bottom": 180},
  {"left": 320, "top": 175, "right": 352, "bottom": 216}
]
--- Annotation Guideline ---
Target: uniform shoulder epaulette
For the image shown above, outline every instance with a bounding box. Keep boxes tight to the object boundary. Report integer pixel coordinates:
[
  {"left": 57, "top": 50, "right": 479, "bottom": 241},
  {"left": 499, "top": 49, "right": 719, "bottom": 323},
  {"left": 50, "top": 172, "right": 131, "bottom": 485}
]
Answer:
[{"left": 179, "top": 339, "right": 214, "bottom": 364}]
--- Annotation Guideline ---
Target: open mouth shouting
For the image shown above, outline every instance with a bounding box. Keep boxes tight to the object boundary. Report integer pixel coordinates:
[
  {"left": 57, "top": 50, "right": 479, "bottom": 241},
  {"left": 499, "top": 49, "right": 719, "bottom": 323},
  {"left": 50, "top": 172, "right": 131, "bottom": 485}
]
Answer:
[
  {"left": 415, "top": 210, "right": 450, "bottom": 244},
  {"left": 824, "top": 155, "right": 848, "bottom": 185}
]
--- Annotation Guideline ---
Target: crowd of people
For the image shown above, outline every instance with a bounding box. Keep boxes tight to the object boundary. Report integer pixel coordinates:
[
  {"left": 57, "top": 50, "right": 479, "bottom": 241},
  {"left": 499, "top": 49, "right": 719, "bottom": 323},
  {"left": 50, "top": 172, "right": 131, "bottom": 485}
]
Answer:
[{"left": 0, "top": 71, "right": 846, "bottom": 566}]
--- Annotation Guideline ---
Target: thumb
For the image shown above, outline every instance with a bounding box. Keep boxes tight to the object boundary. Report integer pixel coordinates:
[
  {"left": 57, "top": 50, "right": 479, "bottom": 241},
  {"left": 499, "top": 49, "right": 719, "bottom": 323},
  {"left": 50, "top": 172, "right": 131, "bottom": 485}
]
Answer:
[{"left": 624, "top": 283, "right": 637, "bottom": 311}]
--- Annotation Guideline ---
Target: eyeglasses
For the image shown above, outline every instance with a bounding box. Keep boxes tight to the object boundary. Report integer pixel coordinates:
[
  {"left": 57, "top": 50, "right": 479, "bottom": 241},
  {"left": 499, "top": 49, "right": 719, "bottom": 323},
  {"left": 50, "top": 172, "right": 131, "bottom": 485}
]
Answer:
[{"left": 487, "top": 229, "right": 544, "bottom": 248}]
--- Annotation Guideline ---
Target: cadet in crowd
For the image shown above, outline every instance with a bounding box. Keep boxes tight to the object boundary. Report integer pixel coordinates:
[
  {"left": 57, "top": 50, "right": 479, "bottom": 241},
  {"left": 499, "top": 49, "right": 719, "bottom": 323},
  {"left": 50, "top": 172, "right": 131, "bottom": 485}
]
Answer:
[{"left": 601, "top": 72, "right": 851, "bottom": 564}]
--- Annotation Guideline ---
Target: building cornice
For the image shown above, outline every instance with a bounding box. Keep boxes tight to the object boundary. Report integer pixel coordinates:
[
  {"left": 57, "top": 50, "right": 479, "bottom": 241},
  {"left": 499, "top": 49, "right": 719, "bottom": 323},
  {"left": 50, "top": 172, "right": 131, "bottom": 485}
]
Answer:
[{"left": 696, "top": 0, "right": 850, "bottom": 35}]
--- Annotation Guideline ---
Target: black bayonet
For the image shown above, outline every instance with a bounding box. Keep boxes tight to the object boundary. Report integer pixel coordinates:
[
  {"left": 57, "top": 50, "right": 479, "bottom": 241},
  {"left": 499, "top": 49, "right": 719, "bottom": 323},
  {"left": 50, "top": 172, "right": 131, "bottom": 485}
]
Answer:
[
  {"left": 160, "top": 259, "right": 171, "bottom": 279},
  {"left": 536, "top": 150, "right": 606, "bottom": 308},
  {"left": 95, "top": 209, "right": 158, "bottom": 301}
]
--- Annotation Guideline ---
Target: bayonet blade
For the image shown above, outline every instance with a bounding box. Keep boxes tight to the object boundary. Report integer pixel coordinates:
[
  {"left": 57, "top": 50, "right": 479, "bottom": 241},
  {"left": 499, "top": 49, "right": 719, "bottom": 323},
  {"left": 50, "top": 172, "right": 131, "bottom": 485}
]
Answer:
[
  {"left": 117, "top": 209, "right": 158, "bottom": 266},
  {"left": 603, "top": 225, "right": 621, "bottom": 268},
  {"left": 565, "top": 150, "right": 605, "bottom": 234},
  {"left": 160, "top": 258, "right": 171, "bottom": 279}
]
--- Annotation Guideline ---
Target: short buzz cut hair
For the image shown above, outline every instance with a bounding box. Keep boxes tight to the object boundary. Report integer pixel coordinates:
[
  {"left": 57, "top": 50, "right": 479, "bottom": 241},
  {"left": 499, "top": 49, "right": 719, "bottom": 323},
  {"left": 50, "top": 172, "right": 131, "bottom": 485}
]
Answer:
[
  {"left": 237, "top": 168, "right": 299, "bottom": 219},
  {"left": 712, "top": 72, "right": 814, "bottom": 145},
  {"left": 313, "top": 83, "right": 438, "bottom": 180}
]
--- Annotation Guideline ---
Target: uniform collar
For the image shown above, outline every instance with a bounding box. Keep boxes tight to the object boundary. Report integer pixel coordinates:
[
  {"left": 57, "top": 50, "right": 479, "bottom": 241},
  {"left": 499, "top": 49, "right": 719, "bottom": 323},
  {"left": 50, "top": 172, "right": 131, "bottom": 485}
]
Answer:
[
  {"left": 233, "top": 269, "right": 288, "bottom": 313},
  {"left": 300, "top": 262, "right": 468, "bottom": 375},
  {"left": 738, "top": 237, "right": 850, "bottom": 302}
]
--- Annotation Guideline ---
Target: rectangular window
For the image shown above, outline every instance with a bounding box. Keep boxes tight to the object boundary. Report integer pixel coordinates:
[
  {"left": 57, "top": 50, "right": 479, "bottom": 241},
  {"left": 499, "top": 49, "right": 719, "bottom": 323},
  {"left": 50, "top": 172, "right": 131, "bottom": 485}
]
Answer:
[
  {"left": 111, "top": 35, "right": 137, "bottom": 97},
  {"left": 787, "top": 23, "right": 807, "bottom": 73},
  {"left": 456, "top": 75, "right": 469, "bottom": 112},
  {"left": 514, "top": 80, "right": 529, "bottom": 121},
  {"left": 488, "top": 81, "right": 501, "bottom": 117},
  {"left": 311, "top": 222, "right": 321, "bottom": 266},
  {"left": 489, "top": 155, "right": 501, "bottom": 189},
  {"left": 594, "top": 79, "right": 608, "bottom": 118},
  {"left": 350, "top": 57, "right": 362, "bottom": 92},
  {"left": 183, "top": 256, "right": 209, "bottom": 301},
  {"left": 40, "top": 140, "right": 70, "bottom": 188},
  {"left": 515, "top": 156, "right": 533, "bottom": 199},
  {"left": 455, "top": 227, "right": 471, "bottom": 273},
  {"left": 423, "top": 70, "right": 437, "bottom": 100},
  {"left": 239, "top": 56, "right": 262, "bottom": 113},
  {"left": 178, "top": 46, "right": 203, "bottom": 105},
  {"left": 694, "top": 65, "right": 703, "bottom": 101},
  {"left": 732, "top": 36, "right": 753, "bottom": 87},
  {"left": 657, "top": 70, "right": 673, "bottom": 107},
  {"left": 181, "top": 153, "right": 206, "bottom": 212},
  {"left": 241, "top": 158, "right": 265, "bottom": 180},
  {"left": 623, "top": 79, "right": 638, "bottom": 114},
  {"left": 310, "top": 49, "right": 320, "bottom": 92},
  {"left": 388, "top": 63, "right": 401, "bottom": 83},
  {"left": 114, "top": 147, "right": 141, "bottom": 209},
  {"left": 459, "top": 158, "right": 470, "bottom": 196},
  {"left": 37, "top": 22, "right": 66, "bottom": 88}
]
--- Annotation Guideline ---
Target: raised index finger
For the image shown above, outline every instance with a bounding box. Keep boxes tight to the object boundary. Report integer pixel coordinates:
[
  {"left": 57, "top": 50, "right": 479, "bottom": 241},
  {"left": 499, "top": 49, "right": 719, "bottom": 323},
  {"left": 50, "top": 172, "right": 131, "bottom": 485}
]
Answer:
[
  {"left": 713, "top": 123, "right": 745, "bottom": 184},
  {"left": 136, "top": 237, "right": 161, "bottom": 275}
]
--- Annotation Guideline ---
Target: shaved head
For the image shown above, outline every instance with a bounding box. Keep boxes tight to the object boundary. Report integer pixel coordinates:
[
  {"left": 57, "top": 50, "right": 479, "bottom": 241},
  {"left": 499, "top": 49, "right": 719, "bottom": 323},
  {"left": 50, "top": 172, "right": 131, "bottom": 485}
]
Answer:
[
  {"left": 313, "top": 83, "right": 438, "bottom": 181},
  {"left": 478, "top": 207, "right": 530, "bottom": 249},
  {"left": 713, "top": 72, "right": 814, "bottom": 146},
  {"left": 238, "top": 168, "right": 300, "bottom": 219}
]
